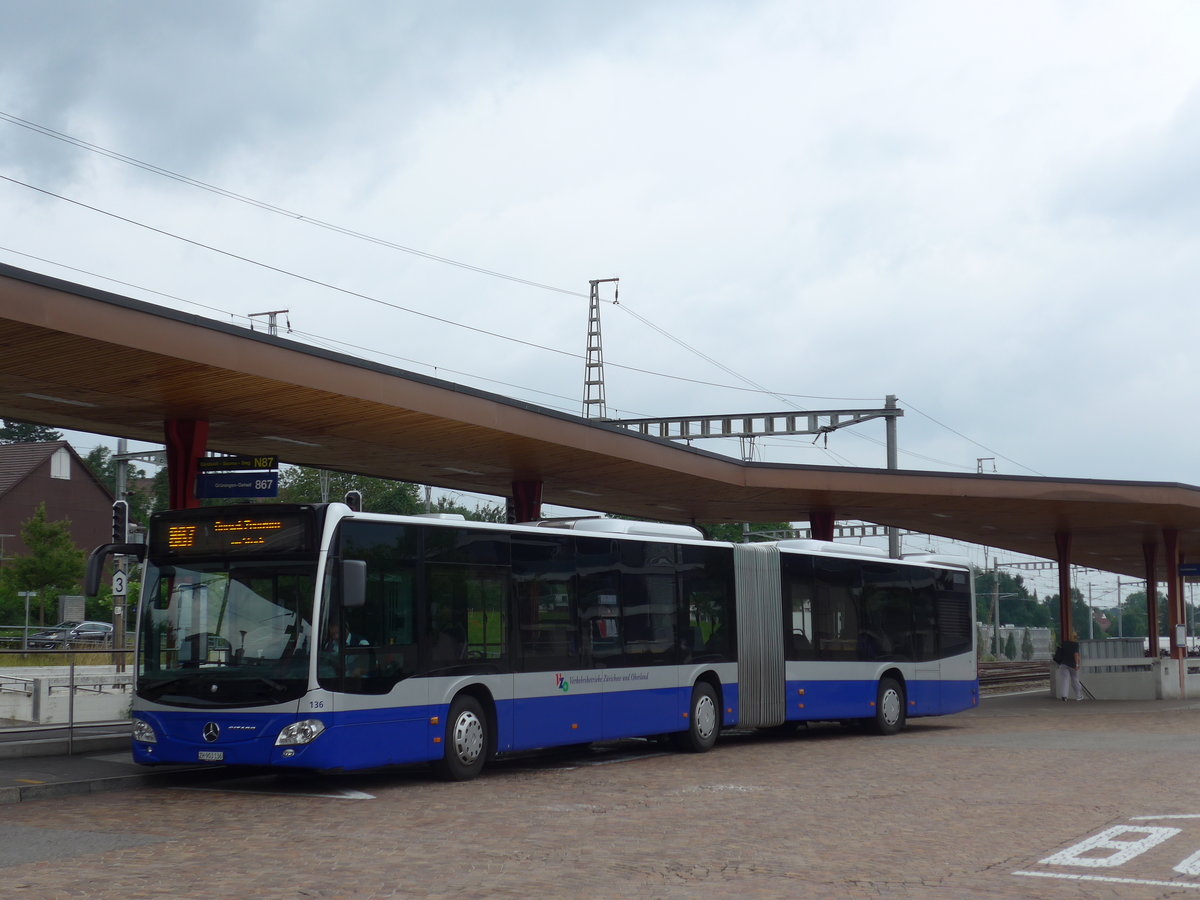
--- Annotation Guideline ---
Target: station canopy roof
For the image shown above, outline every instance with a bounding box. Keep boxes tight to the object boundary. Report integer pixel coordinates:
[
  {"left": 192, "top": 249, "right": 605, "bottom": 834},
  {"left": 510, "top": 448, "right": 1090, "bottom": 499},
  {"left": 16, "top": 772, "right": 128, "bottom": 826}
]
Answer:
[{"left": 3, "top": 261, "right": 1200, "bottom": 581}]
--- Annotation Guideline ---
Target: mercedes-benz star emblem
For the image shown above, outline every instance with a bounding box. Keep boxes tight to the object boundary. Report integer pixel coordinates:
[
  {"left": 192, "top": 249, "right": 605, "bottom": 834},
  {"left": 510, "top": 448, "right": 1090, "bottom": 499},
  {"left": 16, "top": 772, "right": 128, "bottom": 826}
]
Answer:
[{"left": 202, "top": 722, "right": 220, "bottom": 743}]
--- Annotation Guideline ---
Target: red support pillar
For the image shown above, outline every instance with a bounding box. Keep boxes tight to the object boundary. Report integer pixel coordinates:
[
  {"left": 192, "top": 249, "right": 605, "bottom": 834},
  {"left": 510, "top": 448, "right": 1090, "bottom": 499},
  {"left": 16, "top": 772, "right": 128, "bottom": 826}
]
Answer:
[
  {"left": 509, "top": 480, "right": 542, "bottom": 524},
  {"left": 1165, "top": 529, "right": 1185, "bottom": 660},
  {"left": 164, "top": 419, "right": 209, "bottom": 510},
  {"left": 1055, "top": 530, "right": 1072, "bottom": 640},
  {"left": 1144, "top": 542, "right": 1159, "bottom": 657},
  {"left": 810, "top": 509, "right": 835, "bottom": 542}
]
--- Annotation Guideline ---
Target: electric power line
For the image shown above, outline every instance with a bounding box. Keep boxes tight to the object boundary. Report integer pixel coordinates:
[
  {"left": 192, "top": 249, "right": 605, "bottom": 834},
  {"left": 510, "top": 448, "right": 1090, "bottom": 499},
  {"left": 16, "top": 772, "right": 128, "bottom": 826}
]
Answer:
[
  {"left": 0, "top": 109, "right": 1042, "bottom": 474},
  {"left": 0, "top": 227, "right": 876, "bottom": 405},
  {"left": 0, "top": 110, "right": 588, "bottom": 300},
  {"left": 903, "top": 401, "right": 1044, "bottom": 476}
]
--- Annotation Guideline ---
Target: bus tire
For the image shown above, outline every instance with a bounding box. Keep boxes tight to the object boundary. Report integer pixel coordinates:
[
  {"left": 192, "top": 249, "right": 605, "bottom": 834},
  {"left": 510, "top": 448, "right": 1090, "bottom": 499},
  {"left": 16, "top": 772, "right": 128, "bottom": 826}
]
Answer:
[
  {"left": 672, "top": 681, "right": 719, "bottom": 753},
  {"left": 872, "top": 677, "right": 906, "bottom": 736},
  {"left": 434, "top": 694, "right": 488, "bottom": 781}
]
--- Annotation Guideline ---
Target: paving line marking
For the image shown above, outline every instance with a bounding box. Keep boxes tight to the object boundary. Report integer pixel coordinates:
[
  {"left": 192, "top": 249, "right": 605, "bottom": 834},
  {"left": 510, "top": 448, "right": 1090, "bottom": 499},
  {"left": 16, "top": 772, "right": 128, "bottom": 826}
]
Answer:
[
  {"left": 1133, "top": 815, "right": 1200, "bottom": 821},
  {"left": 174, "top": 785, "right": 375, "bottom": 800},
  {"left": 577, "top": 751, "right": 668, "bottom": 766},
  {"left": 1014, "top": 871, "right": 1200, "bottom": 890}
]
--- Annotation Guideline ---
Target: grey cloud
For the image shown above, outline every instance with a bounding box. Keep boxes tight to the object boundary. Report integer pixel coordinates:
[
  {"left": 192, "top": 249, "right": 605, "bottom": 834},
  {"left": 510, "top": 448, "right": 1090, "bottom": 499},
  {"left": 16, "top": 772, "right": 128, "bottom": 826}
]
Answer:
[
  {"left": 1054, "top": 85, "right": 1200, "bottom": 228},
  {"left": 0, "top": 0, "right": 704, "bottom": 181}
]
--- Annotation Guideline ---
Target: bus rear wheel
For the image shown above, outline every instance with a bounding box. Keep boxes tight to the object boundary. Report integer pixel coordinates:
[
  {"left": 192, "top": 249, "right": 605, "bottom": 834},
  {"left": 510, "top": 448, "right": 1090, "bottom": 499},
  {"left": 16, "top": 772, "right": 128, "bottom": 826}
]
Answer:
[
  {"left": 672, "top": 681, "right": 719, "bottom": 753},
  {"left": 872, "top": 677, "right": 906, "bottom": 736},
  {"left": 434, "top": 694, "right": 488, "bottom": 781}
]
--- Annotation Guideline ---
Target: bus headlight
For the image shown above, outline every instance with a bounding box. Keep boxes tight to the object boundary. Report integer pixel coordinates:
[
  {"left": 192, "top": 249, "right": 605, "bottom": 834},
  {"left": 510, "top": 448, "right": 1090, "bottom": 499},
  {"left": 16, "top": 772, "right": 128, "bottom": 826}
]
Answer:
[
  {"left": 275, "top": 719, "right": 326, "bottom": 746},
  {"left": 132, "top": 718, "right": 157, "bottom": 744}
]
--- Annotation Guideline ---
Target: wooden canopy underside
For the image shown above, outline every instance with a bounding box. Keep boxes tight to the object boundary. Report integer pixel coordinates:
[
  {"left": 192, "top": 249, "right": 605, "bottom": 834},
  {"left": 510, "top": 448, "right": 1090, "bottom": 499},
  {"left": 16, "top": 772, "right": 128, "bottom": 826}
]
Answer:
[{"left": 4, "top": 262, "right": 1200, "bottom": 582}]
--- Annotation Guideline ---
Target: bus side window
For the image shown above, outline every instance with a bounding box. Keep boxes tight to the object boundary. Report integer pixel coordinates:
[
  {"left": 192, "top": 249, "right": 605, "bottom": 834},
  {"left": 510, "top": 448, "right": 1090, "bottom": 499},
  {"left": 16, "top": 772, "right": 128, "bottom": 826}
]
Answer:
[
  {"left": 861, "top": 563, "right": 914, "bottom": 662},
  {"left": 427, "top": 561, "right": 508, "bottom": 669},
  {"left": 514, "top": 533, "right": 578, "bottom": 671},
  {"left": 934, "top": 570, "right": 972, "bottom": 658},
  {"left": 781, "top": 554, "right": 816, "bottom": 661},
  {"left": 580, "top": 572, "right": 621, "bottom": 666},
  {"left": 616, "top": 541, "right": 677, "bottom": 666},
  {"left": 328, "top": 522, "right": 419, "bottom": 693},
  {"left": 681, "top": 544, "right": 734, "bottom": 662},
  {"left": 909, "top": 571, "right": 938, "bottom": 661},
  {"left": 812, "top": 557, "right": 858, "bottom": 661}
]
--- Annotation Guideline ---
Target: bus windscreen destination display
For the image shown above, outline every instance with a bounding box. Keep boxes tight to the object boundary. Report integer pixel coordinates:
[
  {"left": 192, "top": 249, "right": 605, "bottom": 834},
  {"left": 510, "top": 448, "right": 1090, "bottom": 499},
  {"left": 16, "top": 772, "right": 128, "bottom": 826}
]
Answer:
[{"left": 150, "top": 509, "right": 314, "bottom": 557}]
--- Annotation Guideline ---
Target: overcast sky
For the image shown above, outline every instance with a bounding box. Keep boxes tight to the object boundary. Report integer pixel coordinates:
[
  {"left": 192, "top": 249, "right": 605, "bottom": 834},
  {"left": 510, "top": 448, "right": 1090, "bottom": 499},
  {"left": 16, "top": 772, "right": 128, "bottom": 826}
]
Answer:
[{"left": 3, "top": 0, "right": 1200, "bottom": 552}]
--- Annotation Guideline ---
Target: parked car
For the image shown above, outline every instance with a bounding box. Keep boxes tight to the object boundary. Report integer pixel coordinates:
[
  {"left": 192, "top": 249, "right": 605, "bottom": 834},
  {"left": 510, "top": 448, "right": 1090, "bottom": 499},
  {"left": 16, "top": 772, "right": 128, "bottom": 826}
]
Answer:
[
  {"left": 27, "top": 620, "right": 113, "bottom": 648},
  {"left": 67, "top": 621, "right": 114, "bottom": 645},
  {"left": 26, "top": 620, "right": 82, "bottom": 649}
]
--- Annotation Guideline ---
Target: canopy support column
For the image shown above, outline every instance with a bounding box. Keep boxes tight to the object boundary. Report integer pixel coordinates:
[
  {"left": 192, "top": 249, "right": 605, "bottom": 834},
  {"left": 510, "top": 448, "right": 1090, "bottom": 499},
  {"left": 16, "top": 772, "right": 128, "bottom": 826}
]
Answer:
[
  {"left": 1055, "top": 530, "right": 1072, "bottom": 640},
  {"left": 1165, "top": 529, "right": 1185, "bottom": 661},
  {"left": 164, "top": 419, "right": 208, "bottom": 510},
  {"left": 508, "top": 480, "right": 542, "bottom": 523},
  {"left": 810, "top": 509, "right": 835, "bottom": 542},
  {"left": 1144, "top": 541, "right": 1159, "bottom": 657}
]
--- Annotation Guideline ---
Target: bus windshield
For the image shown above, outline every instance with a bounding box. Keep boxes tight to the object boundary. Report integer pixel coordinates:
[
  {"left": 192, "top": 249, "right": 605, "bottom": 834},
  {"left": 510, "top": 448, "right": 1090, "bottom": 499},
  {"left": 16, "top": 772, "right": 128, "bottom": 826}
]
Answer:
[{"left": 137, "top": 559, "right": 317, "bottom": 707}]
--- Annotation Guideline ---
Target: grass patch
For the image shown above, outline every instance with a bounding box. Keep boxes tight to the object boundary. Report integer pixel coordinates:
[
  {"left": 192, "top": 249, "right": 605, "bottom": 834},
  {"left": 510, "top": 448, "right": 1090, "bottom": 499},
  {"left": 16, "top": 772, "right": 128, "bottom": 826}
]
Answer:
[{"left": 0, "top": 650, "right": 133, "bottom": 667}]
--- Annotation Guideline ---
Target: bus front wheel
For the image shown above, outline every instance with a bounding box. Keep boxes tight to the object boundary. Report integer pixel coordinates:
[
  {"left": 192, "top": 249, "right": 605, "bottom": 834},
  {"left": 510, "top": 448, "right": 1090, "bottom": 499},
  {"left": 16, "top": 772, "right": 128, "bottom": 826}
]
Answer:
[
  {"left": 434, "top": 694, "right": 488, "bottom": 781},
  {"left": 872, "top": 677, "right": 906, "bottom": 736},
  {"left": 673, "top": 681, "right": 719, "bottom": 753}
]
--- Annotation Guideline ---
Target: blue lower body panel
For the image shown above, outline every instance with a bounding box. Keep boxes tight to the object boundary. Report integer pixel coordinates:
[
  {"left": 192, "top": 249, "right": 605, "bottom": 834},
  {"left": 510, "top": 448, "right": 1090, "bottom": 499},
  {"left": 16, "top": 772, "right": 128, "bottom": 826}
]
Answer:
[
  {"left": 938, "top": 679, "right": 979, "bottom": 715},
  {"left": 133, "top": 706, "right": 438, "bottom": 771},
  {"left": 782, "top": 678, "right": 979, "bottom": 723},
  {"left": 507, "top": 685, "right": 692, "bottom": 752}
]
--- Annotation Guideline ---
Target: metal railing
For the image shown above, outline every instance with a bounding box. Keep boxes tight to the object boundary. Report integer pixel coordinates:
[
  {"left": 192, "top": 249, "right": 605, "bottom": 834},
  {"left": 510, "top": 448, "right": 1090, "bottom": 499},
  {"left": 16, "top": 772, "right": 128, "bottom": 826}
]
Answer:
[
  {"left": 0, "top": 648, "right": 134, "bottom": 755},
  {"left": 0, "top": 627, "right": 136, "bottom": 651}
]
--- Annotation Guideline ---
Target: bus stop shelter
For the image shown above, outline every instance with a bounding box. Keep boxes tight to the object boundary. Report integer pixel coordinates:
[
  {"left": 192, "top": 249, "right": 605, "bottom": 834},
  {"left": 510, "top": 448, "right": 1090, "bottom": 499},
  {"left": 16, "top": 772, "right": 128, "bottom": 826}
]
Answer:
[{"left": 3, "top": 261, "right": 1200, "bottom": 676}]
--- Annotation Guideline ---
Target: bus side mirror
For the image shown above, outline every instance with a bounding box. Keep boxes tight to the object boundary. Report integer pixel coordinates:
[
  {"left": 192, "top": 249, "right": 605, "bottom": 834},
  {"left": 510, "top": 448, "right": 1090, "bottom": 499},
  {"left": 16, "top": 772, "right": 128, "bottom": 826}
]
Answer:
[
  {"left": 340, "top": 559, "right": 367, "bottom": 608},
  {"left": 85, "top": 543, "right": 147, "bottom": 597}
]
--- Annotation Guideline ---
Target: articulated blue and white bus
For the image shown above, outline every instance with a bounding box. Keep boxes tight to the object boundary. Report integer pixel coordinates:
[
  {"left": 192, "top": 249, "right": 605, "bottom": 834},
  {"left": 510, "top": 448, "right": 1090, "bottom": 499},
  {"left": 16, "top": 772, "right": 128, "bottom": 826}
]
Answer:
[{"left": 88, "top": 503, "right": 977, "bottom": 780}]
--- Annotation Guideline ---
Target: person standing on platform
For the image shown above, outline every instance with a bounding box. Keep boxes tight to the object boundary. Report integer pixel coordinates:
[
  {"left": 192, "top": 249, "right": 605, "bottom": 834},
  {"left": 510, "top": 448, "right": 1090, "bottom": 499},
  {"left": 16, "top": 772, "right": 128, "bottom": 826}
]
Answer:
[{"left": 1056, "top": 630, "right": 1083, "bottom": 701}]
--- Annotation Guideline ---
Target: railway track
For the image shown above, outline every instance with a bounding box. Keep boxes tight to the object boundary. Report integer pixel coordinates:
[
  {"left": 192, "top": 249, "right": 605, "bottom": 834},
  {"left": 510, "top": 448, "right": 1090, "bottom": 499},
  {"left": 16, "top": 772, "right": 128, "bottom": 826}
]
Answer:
[{"left": 977, "top": 660, "right": 1052, "bottom": 692}]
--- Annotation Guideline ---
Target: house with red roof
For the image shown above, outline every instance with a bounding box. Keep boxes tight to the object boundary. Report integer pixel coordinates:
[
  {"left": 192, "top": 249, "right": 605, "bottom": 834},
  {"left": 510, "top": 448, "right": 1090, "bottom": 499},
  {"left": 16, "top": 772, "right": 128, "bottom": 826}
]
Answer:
[{"left": 0, "top": 442, "right": 114, "bottom": 564}]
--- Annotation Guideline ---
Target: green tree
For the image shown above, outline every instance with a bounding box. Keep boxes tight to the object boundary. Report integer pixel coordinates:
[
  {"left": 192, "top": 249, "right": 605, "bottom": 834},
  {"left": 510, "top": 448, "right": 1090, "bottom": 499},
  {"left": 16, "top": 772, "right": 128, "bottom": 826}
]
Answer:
[
  {"left": 278, "top": 466, "right": 423, "bottom": 514},
  {"left": 1119, "top": 590, "right": 1169, "bottom": 640},
  {"left": 427, "top": 494, "right": 506, "bottom": 522},
  {"left": 974, "top": 569, "right": 1052, "bottom": 629},
  {"left": 976, "top": 625, "right": 996, "bottom": 662},
  {"left": 0, "top": 419, "right": 63, "bottom": 444},
  {"left": 1002, "top": 631, "right": 1016, "bottom": 661},
  {"left": 151, "top": 467, "right": 170, "bottom": 512},
  {"left": 0, "top": 504, "right": 85, "bottom": 625},
  {"left": 82, "top": 445, "right": 157, "bottom": 527},
  {"left": 703, "top": 522, "right": 790, "bottom": 543},
  {"left": 1021, "top": 628, "right": 1034, "bottom": 660},
  {"left": 276, "top": 466, "right": 508, "bottom": 521},
  {"left": 1043, "top": 587, "right": 1096, "bottom": 638}
]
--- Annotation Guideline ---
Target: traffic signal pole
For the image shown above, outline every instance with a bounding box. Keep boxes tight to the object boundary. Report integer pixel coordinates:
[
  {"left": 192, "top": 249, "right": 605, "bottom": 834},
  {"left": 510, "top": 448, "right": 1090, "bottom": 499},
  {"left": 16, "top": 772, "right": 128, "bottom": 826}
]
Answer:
[{"left": 111, "top": 499, "right": 129, "bottom": 673}]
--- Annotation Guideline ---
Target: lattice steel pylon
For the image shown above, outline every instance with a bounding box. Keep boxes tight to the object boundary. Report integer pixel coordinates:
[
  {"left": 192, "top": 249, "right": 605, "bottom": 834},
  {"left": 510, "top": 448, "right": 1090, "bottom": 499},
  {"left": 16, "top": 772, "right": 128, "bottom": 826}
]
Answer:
[{"left": 582, "top": 278, "right": 618, "bottom": 418}]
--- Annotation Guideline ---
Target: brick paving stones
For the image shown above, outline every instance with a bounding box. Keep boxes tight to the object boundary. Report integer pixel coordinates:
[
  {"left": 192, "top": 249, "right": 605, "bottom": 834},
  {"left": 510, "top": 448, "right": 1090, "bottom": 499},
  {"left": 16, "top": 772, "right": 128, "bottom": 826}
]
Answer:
[{"left": 2, "top": 693, "right": 1200, "bottom": 898}]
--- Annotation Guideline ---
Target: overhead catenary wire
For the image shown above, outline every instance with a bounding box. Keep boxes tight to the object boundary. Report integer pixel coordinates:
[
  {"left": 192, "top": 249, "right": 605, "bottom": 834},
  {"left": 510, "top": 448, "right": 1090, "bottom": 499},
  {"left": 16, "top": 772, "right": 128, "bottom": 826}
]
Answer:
[
  {"left": 0, "top": 110, "right": 1039, "bottom": 474},
  {"left": 903, "top": 401, "right": 1044, "bottom": 476},
  {"left": 0, "top": 110, "right": 587, "bottom": 300},
  {"left": 0, "top": 224, "right": 875, "bottom": 406}
]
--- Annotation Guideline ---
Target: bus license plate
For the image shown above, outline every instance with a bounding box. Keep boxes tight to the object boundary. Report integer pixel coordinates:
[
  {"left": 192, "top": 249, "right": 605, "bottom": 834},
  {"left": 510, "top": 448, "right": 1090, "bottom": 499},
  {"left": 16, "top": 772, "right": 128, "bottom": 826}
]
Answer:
[{"left": 198, "top": 751, "right": 224, "bottom": 761}]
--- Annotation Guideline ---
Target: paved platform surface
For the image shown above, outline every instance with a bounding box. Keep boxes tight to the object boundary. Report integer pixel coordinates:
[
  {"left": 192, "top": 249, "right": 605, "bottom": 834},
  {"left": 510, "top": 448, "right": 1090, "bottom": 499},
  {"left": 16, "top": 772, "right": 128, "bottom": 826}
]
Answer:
[{"left": 3, "top": 691, "right": 1200, "bottom": 898}]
